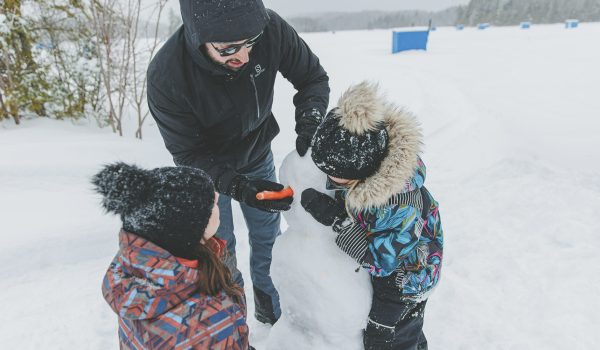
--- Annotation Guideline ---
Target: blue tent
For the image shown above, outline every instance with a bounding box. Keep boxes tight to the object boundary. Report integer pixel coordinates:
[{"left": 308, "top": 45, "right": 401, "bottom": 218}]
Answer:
[
  {"left": 565, "top": 19, "right": 579, "bottom": 29},
  {"left": 391, "top": 29, "right": 430, "bottom": 53},
  {"left": 478, "top": 23, "right": 491, "bottom": 30},
  {"left": 456, "top": 24, "right": 465, "bottom": 31},
  {"left": 520, "top": 22, "right": 531, "bottom": 29}
]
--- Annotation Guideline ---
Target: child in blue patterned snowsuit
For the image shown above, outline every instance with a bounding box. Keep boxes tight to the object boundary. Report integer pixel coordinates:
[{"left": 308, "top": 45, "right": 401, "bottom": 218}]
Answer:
[{"left": 301, "top": 82, "right": 443, "bottom": 350}]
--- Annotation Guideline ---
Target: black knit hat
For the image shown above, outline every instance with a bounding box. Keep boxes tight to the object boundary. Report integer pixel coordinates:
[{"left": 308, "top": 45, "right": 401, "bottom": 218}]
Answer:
[
  {"left": 311, "top": 82, "right": 389, "bottom": 180},
  {"left": 180, "top": 0, "right": 270, "bottom": 45},
  {"left": 92, "top": 163, "right": 215, "bottom": 259}
]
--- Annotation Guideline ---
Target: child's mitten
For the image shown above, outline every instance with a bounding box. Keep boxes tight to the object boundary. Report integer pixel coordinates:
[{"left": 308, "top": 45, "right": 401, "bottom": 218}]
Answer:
[{"left": 301, "top": 188, "right": 347, "bottom": 226}]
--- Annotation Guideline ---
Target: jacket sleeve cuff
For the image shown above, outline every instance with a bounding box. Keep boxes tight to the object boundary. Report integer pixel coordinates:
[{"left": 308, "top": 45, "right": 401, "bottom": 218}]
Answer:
[
  {"left": 334, "top": 221, "right": 369, "bottom": 264},
  {"left": 213, "top": 166, "right": 243, "bottom": 196}
]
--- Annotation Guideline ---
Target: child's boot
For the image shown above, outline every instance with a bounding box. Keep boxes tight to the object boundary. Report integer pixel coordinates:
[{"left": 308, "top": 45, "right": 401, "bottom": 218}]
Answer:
[{"left": 363, "top": 318, "right": 396, "bottom": 350}]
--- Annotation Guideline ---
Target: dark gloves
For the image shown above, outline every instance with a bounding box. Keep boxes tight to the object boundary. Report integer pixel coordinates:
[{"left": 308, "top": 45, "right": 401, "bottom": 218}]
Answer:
[
  {"left": 295, "top": 108, "right": 323, "bottom": 157},
  {"left": 300, "top": 188, "right": 347, "bottom": 227},
  {"left": 224, "top": 175, "right": 293, "bottom": 213}
]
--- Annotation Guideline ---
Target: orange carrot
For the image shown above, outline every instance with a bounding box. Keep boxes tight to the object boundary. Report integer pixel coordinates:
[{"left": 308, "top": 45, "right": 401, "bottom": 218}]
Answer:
[{"left": 256, "top": 186, "right": 294, "bottom": 200}]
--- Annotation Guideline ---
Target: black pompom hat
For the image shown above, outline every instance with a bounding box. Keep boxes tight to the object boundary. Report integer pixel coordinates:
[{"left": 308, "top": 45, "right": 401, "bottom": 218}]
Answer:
[
  {"left": 92, "top": 163, "right": 215, "bottom": 259},
  {"left": 311, "top": 82, "right": 389, "bottom": 180}
]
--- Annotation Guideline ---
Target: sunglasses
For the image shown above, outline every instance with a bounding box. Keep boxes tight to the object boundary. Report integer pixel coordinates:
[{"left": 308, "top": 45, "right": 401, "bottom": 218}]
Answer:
[
  {"left": 210, "top": 31, "right": 263, "bottom": 57},
  {"left": 326, "top": 177, "right": 351, "bottom": 190}
]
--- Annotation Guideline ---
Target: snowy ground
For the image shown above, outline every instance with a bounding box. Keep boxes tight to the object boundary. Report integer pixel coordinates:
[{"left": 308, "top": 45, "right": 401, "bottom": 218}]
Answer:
[{"left": 1, "top": 23, "right": 600, "bottom": 349}]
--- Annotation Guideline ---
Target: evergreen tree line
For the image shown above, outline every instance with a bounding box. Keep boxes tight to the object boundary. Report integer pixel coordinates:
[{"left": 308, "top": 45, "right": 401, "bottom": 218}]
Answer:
[
  {"left": 287, "top": 0, "right": 600, "bottom": 32},
  {"left": 457, "top": 0, "right": 600, "bottom": 26},
  {"left": 287, "top": 8, "right": 459, "bottom": 32}
]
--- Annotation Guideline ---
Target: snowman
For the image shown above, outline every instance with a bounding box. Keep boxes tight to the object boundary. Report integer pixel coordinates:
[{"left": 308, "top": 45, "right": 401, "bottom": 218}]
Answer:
[{"left": 266, "top": 150, "right": 371, "bottom": 350}]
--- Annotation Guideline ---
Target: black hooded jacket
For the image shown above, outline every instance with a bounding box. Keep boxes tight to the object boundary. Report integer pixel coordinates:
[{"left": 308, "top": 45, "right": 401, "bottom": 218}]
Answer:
[{"left": 147, "top": 9, "right": 329, "bottom": 189}]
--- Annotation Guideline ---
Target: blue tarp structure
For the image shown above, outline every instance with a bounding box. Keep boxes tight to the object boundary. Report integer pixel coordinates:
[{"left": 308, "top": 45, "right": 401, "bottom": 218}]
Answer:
[
  {"left": 392, "top": 29, "right": 429, "bottom": 54},
  {"left": 521, "top": 22, "right": 531, "bottom": 29},
  {"left": 565, "top": 19, "right": 579, "bottom": 28},
  {"left": 478, "top": 23, "right": 491, "bottom": 30},
  {"left": 456, "top": 24, "right": 465, "bottom": 30}
]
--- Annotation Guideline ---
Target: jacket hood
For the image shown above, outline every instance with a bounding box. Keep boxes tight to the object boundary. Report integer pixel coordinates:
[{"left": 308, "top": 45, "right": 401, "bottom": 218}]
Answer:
[
  {"left": 181, "top": 27, "right": 239, "bottom": 77},
  {"left": 102, "top": 231, "right": 201, "bottom": 320},
  {"left": 343, "top": 85, "right": 424, "bottom": 210},
  {"left": 179, "top": 0, "right": 270, "bottom": 75}
]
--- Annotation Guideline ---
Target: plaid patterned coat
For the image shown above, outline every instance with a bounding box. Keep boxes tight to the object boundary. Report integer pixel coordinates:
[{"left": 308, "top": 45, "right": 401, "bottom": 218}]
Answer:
[{"left": 102, "top": 231, "right": 249, "bottom": 350}]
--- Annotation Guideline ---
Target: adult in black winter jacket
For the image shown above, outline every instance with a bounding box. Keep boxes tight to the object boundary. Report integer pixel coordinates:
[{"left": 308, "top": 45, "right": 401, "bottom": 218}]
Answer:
[{"left": 147, "top": 0, "right": 330, "bottom": 325}]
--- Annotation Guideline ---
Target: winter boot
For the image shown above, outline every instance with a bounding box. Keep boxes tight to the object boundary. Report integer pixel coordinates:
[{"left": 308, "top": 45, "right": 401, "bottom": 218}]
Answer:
[
  {"left": 391, "top": 301, "right": 428, "bottom": 350},
  {"left": 416, "top": 330, "right": 428, "bottom": 350},
  {"left": 253, "top": 286, "right": 278, "bottom": 325},
  {"left": 363, "top": 318, "right": 396, "bottom": 350}
]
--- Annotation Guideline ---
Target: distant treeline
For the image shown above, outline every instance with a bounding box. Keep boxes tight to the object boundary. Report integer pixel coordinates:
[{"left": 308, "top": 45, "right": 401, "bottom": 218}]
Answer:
[
  {"left": 287, "top": 0, "right": 600, "bottom": 32},
  {"left": 287, "top": 8, "right": 459, "bottom": 32},
  {"left": 457, "top": 0, "right": 600, "bottom": 26}
]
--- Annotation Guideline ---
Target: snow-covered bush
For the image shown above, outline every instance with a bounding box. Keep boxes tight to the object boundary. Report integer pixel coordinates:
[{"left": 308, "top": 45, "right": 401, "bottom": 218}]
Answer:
[
  {"left": 0, "top": 1, "right": 105, "bottom": 125},
  {"left": 0, "top": 2, "right": 49, "bottom": 124},
  {"left": 35, "top": 1, "right": 105, "bottom": 124},
  {"left": 1, "top": 0, "right": 167, "bottom": 138}
]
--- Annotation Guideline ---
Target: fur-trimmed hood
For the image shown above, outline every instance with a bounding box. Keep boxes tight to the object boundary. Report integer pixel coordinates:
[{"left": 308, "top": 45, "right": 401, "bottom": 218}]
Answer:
[{"left": 341, "top": 83, "right": 424, "bottom": 210}]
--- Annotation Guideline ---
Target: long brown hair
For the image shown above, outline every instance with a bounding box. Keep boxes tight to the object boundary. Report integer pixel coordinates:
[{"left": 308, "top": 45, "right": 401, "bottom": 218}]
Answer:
[{"left": 195, "top": 243, "right": 244, "bottom": 303}]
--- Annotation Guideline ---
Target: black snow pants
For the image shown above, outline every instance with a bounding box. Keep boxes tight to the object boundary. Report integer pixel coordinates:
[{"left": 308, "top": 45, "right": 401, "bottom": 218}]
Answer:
[{"left": 364, "top": 274, "right": 428, "bottom": 350}]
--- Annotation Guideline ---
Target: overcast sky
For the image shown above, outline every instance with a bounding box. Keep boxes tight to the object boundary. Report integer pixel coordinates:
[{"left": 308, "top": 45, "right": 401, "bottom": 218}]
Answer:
[
  {"left": 262, "top": 0, "right": 468, "bottom": 16},
  {"left": 165, "top": 0, "right": 469, "bottom": 19}
]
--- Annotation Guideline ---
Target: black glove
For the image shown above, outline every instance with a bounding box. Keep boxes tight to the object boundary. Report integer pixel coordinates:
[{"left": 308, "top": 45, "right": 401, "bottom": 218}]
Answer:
[
  {"left": 226, "top": 175, "right": 293, "bottom": 213},
  {"left": 301, "top": 188, "right": 348, "bottom": 226},
  {"left": 295, "top": 109, "right": 323, "bottom": 157}
]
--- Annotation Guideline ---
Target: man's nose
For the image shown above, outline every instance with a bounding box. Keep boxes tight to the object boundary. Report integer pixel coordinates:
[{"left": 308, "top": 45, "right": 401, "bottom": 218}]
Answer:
[{"left": 234, "top": 46, "right": 250, "bottom": 63}]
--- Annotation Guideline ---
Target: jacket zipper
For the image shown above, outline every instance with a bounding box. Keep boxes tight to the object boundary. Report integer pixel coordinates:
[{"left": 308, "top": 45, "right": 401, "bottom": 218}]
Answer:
[{"left": 250, "top": 74, "right": 260, "bottom": 120}]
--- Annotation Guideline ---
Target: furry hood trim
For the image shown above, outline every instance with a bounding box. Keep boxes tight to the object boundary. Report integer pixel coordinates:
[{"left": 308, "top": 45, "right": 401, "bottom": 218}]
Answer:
[{"left": 341, "top": 84, "right": 424, "bottom": 210}]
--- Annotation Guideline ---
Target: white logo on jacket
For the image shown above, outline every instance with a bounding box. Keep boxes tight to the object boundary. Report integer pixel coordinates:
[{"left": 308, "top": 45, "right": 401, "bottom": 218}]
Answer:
[{"left": 254, "top": 64, "right": 266, "bottom": 77}]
